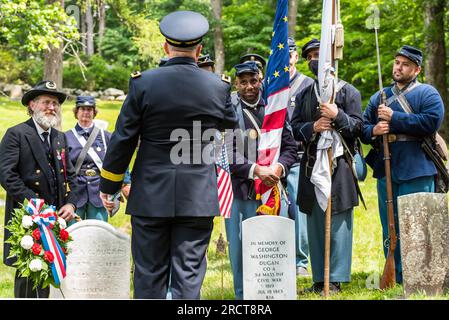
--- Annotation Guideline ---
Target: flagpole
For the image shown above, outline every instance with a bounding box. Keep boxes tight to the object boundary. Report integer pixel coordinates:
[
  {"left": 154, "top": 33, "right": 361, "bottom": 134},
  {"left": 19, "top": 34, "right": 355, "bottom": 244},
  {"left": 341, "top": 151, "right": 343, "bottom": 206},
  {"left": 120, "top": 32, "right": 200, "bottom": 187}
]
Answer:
[{"left": 323, "top": 0, "right": 342, "bottom": 298}]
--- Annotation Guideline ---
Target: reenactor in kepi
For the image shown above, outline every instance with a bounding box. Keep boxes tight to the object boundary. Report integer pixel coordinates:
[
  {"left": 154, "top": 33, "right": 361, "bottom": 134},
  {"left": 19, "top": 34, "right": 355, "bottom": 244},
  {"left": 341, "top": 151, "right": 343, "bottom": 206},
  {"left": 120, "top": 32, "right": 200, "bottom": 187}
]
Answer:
[
  {"left": 226, "top": 61, "right": 297, "bottom": 299},
  {"left": 361, "top": 45, "right": 445, "bottom": 284},
  {"left": 197, "top": 53, "right": 215, "bottom": 72},
  {"left": 99, "top": 10, "right": 237, "bottom": 300},
  {"left": 290, "top": 38, "right": 363, "bottom": 294},
  {"left": 240, "top": 53, "right": 267, "bottom": 80},
  {"left": 286, "top": 37, "right": 314, "bottom": 277},
  {"left": 65, "top": 96, "right": 130, "bottom": 223}
]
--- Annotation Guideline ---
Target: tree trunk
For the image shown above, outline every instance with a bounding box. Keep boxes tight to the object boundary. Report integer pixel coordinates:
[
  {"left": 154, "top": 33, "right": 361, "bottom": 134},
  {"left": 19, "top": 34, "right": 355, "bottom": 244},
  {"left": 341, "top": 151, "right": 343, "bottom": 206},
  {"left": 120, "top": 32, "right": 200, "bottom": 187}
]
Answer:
[
  {"left": 423, "top": 0, "right": 448, "bottom": 140},
  {"left": 44, "top": 0, "right": 64, "bottom": 130},
  {"left": 211, "top": 0, "right": 225, "bottom": 75},
  {"left": 44, "top": 0, "right": 64, "bottom": 89},
  {"left": 85, "top": 1, "right": 95, "bottom": 56},
  {"left": 98, "top": 0, "right": 106, "bottom": 55},
  {"left": 81, "top": 5, "right": 87, "bottom": 55},
  {"left": 288, "top": 0, "right": 298, "bottom": 37}
]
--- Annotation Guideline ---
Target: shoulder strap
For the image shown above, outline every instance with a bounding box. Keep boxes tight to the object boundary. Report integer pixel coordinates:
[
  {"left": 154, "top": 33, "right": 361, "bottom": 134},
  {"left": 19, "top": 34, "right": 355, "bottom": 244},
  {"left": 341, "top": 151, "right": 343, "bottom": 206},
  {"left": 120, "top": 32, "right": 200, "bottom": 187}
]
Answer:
[
  {"left": 289, "top": 73, "right": 306, "bottom": 102},
  {"left": 242, "top": 109, "right": 262, "bottom": 138},
  {"left": 387, "top": 81, "right": 422, "bottom": 109},
  {"left": 74, "top": 126, "right": 100, "bottom": 175}
]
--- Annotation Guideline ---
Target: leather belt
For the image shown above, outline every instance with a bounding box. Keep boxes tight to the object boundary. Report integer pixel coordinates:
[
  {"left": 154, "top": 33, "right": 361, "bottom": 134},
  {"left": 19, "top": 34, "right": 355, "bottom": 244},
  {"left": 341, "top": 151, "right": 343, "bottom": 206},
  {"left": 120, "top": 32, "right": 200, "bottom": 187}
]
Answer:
[
  {"left": 80, "top": 168, "right": 99, "bottom": 177},
  {"left": 387, "top": 134, "right": 421, "bottom": 143}
]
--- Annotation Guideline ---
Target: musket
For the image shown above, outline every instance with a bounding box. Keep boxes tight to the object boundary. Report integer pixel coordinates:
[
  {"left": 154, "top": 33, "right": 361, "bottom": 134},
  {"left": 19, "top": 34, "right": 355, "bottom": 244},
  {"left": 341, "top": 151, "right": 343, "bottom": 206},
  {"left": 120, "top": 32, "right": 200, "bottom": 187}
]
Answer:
[{"left": 373, "top": 22, "right": 397, "bottom": 290}]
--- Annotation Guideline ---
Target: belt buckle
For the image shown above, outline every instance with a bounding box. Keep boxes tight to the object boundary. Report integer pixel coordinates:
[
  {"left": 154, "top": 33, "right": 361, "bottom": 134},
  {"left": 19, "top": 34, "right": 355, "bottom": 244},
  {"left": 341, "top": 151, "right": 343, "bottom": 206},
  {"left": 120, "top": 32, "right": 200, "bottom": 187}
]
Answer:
[
  {"left": 387, "top": 134, "right": 397, "bottom": 143},
  {"left": 85, "top": 169, "right": 96, "bottom": 177}
]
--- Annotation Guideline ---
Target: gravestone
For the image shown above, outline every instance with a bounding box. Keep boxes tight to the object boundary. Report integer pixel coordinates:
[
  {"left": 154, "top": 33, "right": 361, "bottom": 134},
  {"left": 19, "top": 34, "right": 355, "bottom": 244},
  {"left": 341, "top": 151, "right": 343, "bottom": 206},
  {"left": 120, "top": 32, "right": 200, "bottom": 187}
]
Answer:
[
  {"left": 50, "top": 220, "right": 131, "bottom": 299},
  {"left": 398, "top": 192, "right": 449, "bottom": 297},
  {"left": 242, "top": 215, "right": 296, "bottom": 300}
]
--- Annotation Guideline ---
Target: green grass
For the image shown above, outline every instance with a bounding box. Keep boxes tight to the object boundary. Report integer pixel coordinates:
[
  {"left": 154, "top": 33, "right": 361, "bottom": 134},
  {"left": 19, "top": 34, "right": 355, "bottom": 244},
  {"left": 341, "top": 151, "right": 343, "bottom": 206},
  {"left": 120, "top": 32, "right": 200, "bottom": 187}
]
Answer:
[{"left": 0, "top": 96, "right": 448, "bottom": 300}]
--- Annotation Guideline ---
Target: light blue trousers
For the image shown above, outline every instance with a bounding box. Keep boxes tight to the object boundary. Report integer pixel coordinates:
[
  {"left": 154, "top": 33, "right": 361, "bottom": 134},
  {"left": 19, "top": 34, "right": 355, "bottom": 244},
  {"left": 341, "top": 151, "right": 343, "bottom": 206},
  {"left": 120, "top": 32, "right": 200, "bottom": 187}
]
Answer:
[
  {"left": 377, "top": 174, "right": 434, "bottom": 284},
  {"left": 69, "top": 203, "right": 108, "bottom": 226},
  {"left": 286, "top": 165, "right": 309, "bottom": 268},
  {"left": 307, "top": 203, "right": 354, "bottom": 283}
]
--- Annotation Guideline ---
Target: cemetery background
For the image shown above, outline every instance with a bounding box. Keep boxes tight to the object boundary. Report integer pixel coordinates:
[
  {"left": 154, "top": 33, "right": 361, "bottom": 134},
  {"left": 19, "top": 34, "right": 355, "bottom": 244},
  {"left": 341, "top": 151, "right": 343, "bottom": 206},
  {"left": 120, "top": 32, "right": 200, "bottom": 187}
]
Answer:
[{"left": 0, "top": 97, "right": 448, "bottom": 300}]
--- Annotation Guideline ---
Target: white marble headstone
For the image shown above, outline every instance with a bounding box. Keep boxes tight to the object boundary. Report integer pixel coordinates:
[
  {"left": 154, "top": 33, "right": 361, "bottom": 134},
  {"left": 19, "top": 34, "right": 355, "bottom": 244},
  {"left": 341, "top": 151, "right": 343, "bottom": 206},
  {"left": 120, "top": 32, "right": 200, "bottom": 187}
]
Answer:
[
  {"left": 50, "top": 220, "right": 131, "bottom": 299},
  {"left": 242, "top": 215, "right": 296, "bottom": 300}
]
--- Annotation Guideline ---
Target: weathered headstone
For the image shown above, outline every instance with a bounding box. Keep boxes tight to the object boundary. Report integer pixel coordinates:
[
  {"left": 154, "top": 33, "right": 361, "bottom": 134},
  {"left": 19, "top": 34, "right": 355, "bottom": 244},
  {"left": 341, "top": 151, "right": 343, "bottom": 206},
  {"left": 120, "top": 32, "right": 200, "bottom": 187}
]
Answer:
[
  {"left": 50, "top": 220, "right": 131, "bottom": 299},
  {"left": 242, "top": 216, "right": 296, "bottom": 300},
  {"left": 398, "top": 192, "right": 449, "bottom": 297}
]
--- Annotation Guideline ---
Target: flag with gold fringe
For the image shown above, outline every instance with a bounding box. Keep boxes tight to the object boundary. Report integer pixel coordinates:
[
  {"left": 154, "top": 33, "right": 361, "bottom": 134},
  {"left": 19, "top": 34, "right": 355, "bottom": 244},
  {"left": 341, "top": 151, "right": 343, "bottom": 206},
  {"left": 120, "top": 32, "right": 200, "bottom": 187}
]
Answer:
[{"left": 254, "top": 0, "right": 290, "bottom": 215}]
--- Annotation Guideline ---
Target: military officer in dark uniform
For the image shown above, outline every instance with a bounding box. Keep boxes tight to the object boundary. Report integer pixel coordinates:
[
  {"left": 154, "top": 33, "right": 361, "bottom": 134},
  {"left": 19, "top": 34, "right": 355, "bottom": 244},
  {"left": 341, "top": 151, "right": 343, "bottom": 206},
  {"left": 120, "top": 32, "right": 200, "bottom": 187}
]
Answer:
[
  {"left": 226, "top": 61, "right": 297, "bottom": 299},
  {"left": 0, "top": 81, "right": 78, "bottom": 298},
  {"left": 286, "top": 37, "right": 314, "bottom": 277},
  {"left": 361, "top": 45, "right": 444, "bottom": 284},
  {"left": 99, "top": 10, "right": 237, "bottom": 299},
  {"left": 291, "top": 39, "right": 363, "bottom": 294}
]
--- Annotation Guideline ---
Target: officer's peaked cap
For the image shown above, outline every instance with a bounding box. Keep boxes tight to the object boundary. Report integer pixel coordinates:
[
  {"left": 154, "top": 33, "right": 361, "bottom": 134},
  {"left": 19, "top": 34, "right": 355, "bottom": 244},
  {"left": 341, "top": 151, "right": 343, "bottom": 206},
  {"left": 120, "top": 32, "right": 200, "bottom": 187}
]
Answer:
[
  {"left": 239, "top": 53, "right": 267, "bottom": 70},
  {"left": 159, "top": 11, "right": 209, "bottom": 48}
]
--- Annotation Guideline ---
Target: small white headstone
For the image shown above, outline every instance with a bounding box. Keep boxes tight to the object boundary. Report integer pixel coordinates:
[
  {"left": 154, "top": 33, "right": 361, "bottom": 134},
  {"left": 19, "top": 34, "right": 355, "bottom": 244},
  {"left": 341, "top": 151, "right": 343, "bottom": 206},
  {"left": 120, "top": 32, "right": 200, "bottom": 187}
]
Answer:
[
  {"left": 242, "top": 216, "right": 296, "bottom": 300},
  {"left": 50, "top": 220, "right": 131, "bottom": 299}
]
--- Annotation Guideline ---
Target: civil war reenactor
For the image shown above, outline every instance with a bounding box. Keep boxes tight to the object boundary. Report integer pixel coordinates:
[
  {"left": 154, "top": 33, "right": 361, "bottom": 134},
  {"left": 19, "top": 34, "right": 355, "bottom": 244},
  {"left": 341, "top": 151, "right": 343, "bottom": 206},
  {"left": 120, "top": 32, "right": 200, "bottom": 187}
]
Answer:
[
  {"left": 290, "top": 39, "right": 363, "bottom": 294},
  {"left": 286, "top": 36, "right": 314, "bottom": 277},
  {"left": 0, "top": 80, "right": 78, "bottom": 298},
  {"left": 65, "top": 96, "right": 130, "bottom": 223},
  {"left": 226, "top": 61, "right": 297, "bottom": 299},
  {"left": 361, "top": 45, "right": 444, "bottom": 284},
  {"left": 99, "top": 10, "right": 237, "bottom": 299}
]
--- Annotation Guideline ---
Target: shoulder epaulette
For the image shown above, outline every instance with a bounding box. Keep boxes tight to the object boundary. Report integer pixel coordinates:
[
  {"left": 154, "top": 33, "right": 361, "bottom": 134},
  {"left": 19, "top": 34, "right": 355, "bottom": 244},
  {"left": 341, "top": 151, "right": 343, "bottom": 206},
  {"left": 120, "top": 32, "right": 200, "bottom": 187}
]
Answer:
[
  {"left": 221, "top": 74, "right": 231, "bottom": 84},
  {"left": 131, "top": 71, "right": 141, "bottom": 79}
]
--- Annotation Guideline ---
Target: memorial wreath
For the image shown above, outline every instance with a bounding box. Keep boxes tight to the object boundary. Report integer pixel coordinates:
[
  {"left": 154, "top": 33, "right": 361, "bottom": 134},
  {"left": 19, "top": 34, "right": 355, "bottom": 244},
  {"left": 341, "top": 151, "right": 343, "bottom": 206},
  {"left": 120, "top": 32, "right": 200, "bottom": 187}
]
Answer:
[{"left": 5, "top": 198, "right": 72, "bottom": 289}]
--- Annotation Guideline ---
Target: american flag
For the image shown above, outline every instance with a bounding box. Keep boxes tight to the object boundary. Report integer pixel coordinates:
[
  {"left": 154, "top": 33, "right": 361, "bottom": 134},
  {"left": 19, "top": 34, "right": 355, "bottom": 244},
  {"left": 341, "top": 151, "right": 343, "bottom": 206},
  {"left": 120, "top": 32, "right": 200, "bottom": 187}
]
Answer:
[
  {"left": 216, "top": 138, "right": 233, "bottom": 218},
  {"left": 254, "top": 0, "right": 290, "bottom": 215}
]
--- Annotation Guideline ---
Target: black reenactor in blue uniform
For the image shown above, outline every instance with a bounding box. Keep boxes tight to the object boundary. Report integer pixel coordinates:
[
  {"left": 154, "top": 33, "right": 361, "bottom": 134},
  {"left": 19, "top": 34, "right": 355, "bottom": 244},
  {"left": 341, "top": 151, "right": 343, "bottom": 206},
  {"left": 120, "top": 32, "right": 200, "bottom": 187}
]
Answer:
[{"left": 99, "top": 10, "right": 237, "bottom": 299}]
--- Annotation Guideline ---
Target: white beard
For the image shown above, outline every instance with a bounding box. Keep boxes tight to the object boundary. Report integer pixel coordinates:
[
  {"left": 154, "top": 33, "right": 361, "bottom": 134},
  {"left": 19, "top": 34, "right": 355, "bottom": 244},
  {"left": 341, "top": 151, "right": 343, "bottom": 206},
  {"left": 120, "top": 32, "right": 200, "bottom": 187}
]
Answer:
[{"left": 33, "top": 109, "right": 59, "bottom": 129}]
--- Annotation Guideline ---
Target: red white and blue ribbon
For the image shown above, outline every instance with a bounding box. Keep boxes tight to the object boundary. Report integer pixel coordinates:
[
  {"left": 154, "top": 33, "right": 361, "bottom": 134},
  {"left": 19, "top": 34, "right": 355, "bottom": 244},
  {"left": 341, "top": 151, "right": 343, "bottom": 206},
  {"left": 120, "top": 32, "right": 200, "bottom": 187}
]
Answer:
[{"left": 25, "top": 198, "right": 67, "bottom": 285}]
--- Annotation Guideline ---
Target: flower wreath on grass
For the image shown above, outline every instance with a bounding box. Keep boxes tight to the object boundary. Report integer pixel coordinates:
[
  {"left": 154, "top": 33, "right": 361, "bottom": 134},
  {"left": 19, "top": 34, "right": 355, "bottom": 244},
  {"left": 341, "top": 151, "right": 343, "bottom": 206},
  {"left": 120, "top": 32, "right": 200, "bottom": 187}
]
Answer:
[{"left": 5, "top": 198, "right": 72, "bottom": 290}]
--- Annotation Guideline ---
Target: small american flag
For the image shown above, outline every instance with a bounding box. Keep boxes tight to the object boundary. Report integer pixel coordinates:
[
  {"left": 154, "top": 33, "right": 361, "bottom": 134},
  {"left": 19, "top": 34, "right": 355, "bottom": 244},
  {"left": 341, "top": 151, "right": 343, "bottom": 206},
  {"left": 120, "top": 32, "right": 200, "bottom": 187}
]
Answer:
[{"left": 216, "top": 138, "right": 233, "bottom": 218}]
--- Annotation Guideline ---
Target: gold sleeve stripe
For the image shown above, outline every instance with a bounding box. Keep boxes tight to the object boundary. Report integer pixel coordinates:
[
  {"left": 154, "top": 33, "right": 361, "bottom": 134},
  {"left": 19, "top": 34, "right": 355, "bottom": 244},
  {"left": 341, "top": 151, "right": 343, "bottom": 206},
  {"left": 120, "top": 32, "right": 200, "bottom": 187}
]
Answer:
[{"left": 101, "top": 169, "right": 125, "bottom": 182}]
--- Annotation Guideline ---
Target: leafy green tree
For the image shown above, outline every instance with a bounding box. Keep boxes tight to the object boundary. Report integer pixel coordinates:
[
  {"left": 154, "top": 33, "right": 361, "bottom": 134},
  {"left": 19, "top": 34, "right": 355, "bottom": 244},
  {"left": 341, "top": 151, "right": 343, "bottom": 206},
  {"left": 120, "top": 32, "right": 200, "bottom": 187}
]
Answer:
[{"left": 0, "top": 0, "right": 79, "bottom": 52}]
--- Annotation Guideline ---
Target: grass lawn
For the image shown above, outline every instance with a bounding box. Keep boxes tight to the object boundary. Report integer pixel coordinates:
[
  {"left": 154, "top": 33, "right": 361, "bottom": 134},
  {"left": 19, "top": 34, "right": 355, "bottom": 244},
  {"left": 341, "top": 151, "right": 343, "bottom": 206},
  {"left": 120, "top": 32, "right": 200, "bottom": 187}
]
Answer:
[{"left": 0, "top": 96, "right": 448, "bottom": 300}]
